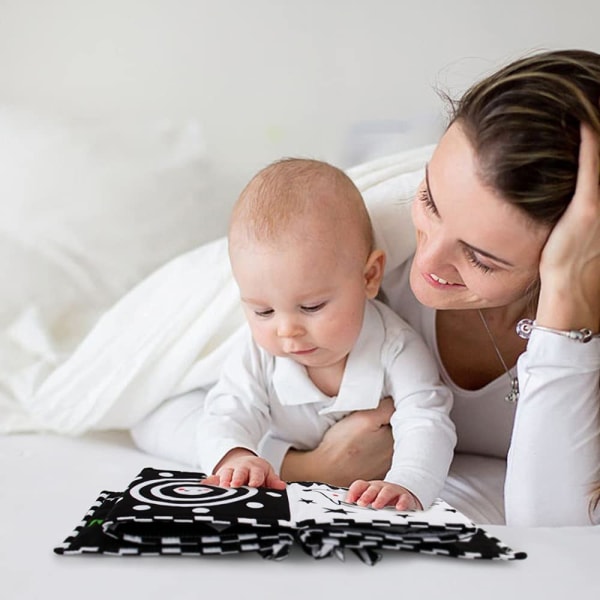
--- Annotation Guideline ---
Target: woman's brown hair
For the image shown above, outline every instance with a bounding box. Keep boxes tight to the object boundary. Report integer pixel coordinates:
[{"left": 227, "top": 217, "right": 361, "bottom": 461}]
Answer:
[{"left": 448, "top": 49, "right": 600, "bottom": 226}]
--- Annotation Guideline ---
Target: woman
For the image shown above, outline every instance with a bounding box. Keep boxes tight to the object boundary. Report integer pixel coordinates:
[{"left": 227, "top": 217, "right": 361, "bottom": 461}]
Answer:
[{"left": 271, "top": 49, "right": 600, "bottom": 527}]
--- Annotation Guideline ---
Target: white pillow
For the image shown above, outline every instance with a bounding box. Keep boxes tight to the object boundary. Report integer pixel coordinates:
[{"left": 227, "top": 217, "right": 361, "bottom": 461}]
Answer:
[{"left": 0, "top": 106, "right": 219, "bottom": 414}]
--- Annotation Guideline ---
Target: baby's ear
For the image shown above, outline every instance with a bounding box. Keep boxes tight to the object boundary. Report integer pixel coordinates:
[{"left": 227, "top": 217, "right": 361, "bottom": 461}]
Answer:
[{"left": 364, "top": 249, "right": 386, "bottom": 299}]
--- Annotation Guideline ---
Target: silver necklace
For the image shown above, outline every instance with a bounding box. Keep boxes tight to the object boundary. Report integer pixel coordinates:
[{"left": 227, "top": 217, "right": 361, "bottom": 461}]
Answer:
[{"left": 477, "top": 309, "right": 520, "bottom": 403}]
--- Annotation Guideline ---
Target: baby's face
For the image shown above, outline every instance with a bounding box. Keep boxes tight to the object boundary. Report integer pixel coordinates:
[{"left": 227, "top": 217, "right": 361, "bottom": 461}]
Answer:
[{"left": 230, "top": 233, "right": 373, "bottom": 372}]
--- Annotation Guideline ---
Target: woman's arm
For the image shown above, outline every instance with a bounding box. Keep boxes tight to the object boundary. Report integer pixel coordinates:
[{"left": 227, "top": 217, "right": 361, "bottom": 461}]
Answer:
[
  {"left": 279, "top": 397, "right": 395, "bottom": 486},
  {"left": 505, "top": 124, "right": 600, "bottom": 526},
  {"left": 505, "top": 332, "right": 600, "bottom": 525}
]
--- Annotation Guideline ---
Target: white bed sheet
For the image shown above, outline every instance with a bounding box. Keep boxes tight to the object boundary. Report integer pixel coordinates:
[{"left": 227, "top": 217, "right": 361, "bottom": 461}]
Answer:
[{"left": 2, "top": 431, "right": 599, "bottom": 600}]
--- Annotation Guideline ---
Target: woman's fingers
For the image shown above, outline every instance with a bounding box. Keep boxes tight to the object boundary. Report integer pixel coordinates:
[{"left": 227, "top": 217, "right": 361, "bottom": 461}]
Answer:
[
  {"left": 574, "top": 122, "right": 600, "bottom": 209},
  {"left": 371, "top": 396, "right": 395, "bottom": 427},
  {"left": 537, "top": 121, "right": 600, "bottom": 330}
]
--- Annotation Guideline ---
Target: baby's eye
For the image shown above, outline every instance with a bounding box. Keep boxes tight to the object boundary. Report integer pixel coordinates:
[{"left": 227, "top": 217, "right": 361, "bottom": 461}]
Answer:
[
  {"left": 301, "top": 302, "right": 326, "bottom": 313},
  {"left": 254, "top": 308, "right": 274, "bottom": 318}
]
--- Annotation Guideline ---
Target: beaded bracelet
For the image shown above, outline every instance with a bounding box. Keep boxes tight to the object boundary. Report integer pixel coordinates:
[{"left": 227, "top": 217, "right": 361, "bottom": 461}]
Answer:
[{"left": 516, "top": 319, "right": 600, "bottom": 343}]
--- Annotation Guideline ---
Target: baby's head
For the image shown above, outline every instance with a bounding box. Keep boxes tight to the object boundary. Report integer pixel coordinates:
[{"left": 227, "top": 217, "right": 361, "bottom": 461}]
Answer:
[
  {"left": 229, "top": 158, "right": 374, "bottom": 256},
  {"left": 228, "top": 158, "right": 385, "bottom": 370}
]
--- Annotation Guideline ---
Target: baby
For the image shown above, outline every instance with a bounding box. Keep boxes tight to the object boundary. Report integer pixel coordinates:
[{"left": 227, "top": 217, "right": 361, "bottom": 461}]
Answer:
[{"left": 199, "top": 158, "right": 456, "bottom": 511}]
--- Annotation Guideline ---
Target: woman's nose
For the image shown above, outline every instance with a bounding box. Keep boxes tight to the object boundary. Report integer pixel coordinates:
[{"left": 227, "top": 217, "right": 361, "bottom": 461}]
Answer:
[
  {"left": 418, "top": 227, "right": 449, "bottom": 264},
  {"left": 414, "top": 227, "right": 464, "bottom": 285},
  {"left": 413, "top": 210, "right": 452, "bottom": 266}
]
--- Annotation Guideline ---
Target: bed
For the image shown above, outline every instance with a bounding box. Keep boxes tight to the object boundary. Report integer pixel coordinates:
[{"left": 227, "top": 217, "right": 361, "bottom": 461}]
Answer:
[
  {"left": 1, "top": 106, "right": 599, "bottom": 600},
  {"left": 3, "top": 431, "right": 600, "bottom": 599}
]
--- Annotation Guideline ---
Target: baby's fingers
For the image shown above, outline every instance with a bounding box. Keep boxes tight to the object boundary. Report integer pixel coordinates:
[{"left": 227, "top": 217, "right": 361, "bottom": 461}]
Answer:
[
  {"left": 229, "top": 466, "right": 250, "bottom": 488},
  {"left": 354, "top": 484, "right": 381, "bottom": 508},
  {"left": 370, "top": 486, "right": 403, "bottom": 510},
  {"left": 395, "top": 493, "right": 418, "bottom": 511},
  {"left": 246, "top": 467, "right": 267, "bottom": 488},
  {"left": 216, "top": 468, "right": 235, "bottom": 487},
  {"left": 201, "top": 474, "right": 220, "bottom": 486},
  {"left": 264, "top": 471, "right": 287, "bottom": 490},
  {"left": 346, "top": 480, "right": 370, "bottom": 504}
]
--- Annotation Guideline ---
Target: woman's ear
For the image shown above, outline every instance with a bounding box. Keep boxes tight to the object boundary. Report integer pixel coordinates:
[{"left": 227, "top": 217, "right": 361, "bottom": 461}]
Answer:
[{"left": 364, "top": 249, "right": 386, "bottom": 299}]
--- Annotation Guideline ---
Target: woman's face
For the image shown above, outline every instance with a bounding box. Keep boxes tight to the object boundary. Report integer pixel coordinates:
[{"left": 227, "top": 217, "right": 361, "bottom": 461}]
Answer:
[{"left": 410, "top": 122, "right": 550, "bottom": 311}]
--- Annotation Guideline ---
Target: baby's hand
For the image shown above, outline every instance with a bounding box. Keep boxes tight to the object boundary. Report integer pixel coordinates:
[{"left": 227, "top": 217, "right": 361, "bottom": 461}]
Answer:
[
  {"left": 346, "top": 479, "right": 422, "bottom": 511},
  {"left": 202, "top": 448, "right": 286, "bottom": 490}
]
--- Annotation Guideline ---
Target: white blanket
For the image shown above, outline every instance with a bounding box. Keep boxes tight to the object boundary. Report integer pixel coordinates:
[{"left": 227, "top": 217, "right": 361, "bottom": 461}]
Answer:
[{"left": 2, "top": 145, "right": 434, "bottom": 434}]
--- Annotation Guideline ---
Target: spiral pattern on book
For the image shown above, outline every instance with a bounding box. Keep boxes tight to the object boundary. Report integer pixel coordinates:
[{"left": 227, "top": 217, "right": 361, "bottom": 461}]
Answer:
[
  {"left": 131, "top": 474, "right": 262, "bottom": 509},
  {"left": 119, "top": 469, "right": 291, "bottom": 522}
]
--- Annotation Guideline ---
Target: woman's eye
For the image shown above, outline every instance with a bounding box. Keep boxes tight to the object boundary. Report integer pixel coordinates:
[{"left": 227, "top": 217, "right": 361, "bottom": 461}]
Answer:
[
  {"left": 418, "top": 188, "right": 439, "bottom": 216},
  {"left": 254, "top": 308, "right": 274, "bottom": 318},
  {"left": 301, "top": 302, "right": 326, "bottom": 313},
  {"left": 463, "top": 247, "right": 494, "bottom": 274}
]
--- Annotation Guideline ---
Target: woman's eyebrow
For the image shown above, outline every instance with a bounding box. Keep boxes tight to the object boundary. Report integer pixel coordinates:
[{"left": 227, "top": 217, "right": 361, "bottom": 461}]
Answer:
[{"left": 426, "top": 164, "right": 514, "bottom": 268}]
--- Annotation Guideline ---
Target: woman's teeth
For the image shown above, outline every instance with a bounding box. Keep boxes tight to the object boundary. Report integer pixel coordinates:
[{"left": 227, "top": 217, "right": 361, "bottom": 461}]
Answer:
[{"left": 430, "top": 273, "right": 452, "bottom": 285}]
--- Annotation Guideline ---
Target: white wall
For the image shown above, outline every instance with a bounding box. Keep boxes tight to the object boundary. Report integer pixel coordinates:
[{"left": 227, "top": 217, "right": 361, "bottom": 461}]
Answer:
[{"left": 1, "top": 0, "right": 599, "bottom": 234}]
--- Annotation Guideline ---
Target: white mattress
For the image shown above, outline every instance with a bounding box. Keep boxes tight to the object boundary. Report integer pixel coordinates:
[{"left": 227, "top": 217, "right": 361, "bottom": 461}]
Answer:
[{"left": 2, "top": 431, "right": 599, "bottom": 599}]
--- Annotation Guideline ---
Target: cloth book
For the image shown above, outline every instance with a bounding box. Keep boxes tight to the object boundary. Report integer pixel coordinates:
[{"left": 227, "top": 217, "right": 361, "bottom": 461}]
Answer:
[{"left": 54, "top": 467, "right": 527, "bottom": 565}]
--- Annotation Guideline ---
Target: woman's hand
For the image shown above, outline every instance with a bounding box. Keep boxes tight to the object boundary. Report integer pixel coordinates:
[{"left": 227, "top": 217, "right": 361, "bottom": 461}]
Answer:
[
  {"left": 537, "top": 123, "right": 600, "bottom": 332},
  {"left": 280, "top": 397, "right": 395, "bottom": 486}
]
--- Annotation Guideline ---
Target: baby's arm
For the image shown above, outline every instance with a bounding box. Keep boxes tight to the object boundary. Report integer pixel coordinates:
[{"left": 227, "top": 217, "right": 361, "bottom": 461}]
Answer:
[
  {"left": 377, "top": 305, "right": 456, "bottom": 510},
  {"left": 202, "top": 447, "right": 286, "bottom": 489},
  {"left": 346, "top": 479, "right": 421, "bottom": 511},
  {"left": 197, "top": 332, "right": 277, "bottom": 478}
]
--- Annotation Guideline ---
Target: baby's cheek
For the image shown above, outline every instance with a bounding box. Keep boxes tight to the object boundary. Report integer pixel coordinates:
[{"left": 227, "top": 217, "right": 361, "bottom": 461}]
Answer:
[
  {"left": 249, "top": 324, "right": 277, "bottom": 354},
  {"left": 325, "top": 318, "right": 362, "bottom": 353}
]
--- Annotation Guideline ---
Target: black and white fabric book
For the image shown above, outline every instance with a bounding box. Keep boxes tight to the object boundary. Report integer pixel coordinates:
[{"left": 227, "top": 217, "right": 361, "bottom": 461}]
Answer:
[{"left": 54, "top": 468, "right": 527, "bottom": 565}]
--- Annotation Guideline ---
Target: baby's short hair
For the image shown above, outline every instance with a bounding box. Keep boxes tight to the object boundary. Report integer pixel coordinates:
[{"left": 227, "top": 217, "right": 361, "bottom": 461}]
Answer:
[{"left": 230, "top": 158, "right": 374, "bottom": 252}]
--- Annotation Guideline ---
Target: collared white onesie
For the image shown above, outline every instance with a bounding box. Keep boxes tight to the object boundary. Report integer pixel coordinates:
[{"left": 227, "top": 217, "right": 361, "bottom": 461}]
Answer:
[{"left": 197, "top": 299, "right": 456, "bottom": 510}]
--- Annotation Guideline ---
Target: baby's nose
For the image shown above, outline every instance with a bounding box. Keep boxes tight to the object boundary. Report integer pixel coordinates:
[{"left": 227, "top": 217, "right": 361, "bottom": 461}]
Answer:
[{"left": 276, "top": 318, "right": 304, "bottom": 338}]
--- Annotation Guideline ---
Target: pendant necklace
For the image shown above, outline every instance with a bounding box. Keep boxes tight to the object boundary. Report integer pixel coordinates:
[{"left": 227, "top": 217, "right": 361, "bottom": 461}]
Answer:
[{"left": 477, "top": 309, "right": 520, "bottom": 403}]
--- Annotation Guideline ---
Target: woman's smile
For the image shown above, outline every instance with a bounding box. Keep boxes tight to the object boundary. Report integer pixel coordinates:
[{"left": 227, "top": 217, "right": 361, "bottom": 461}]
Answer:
[{"left": 427, "top": 272, "right": 465, "bottom": 287}]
